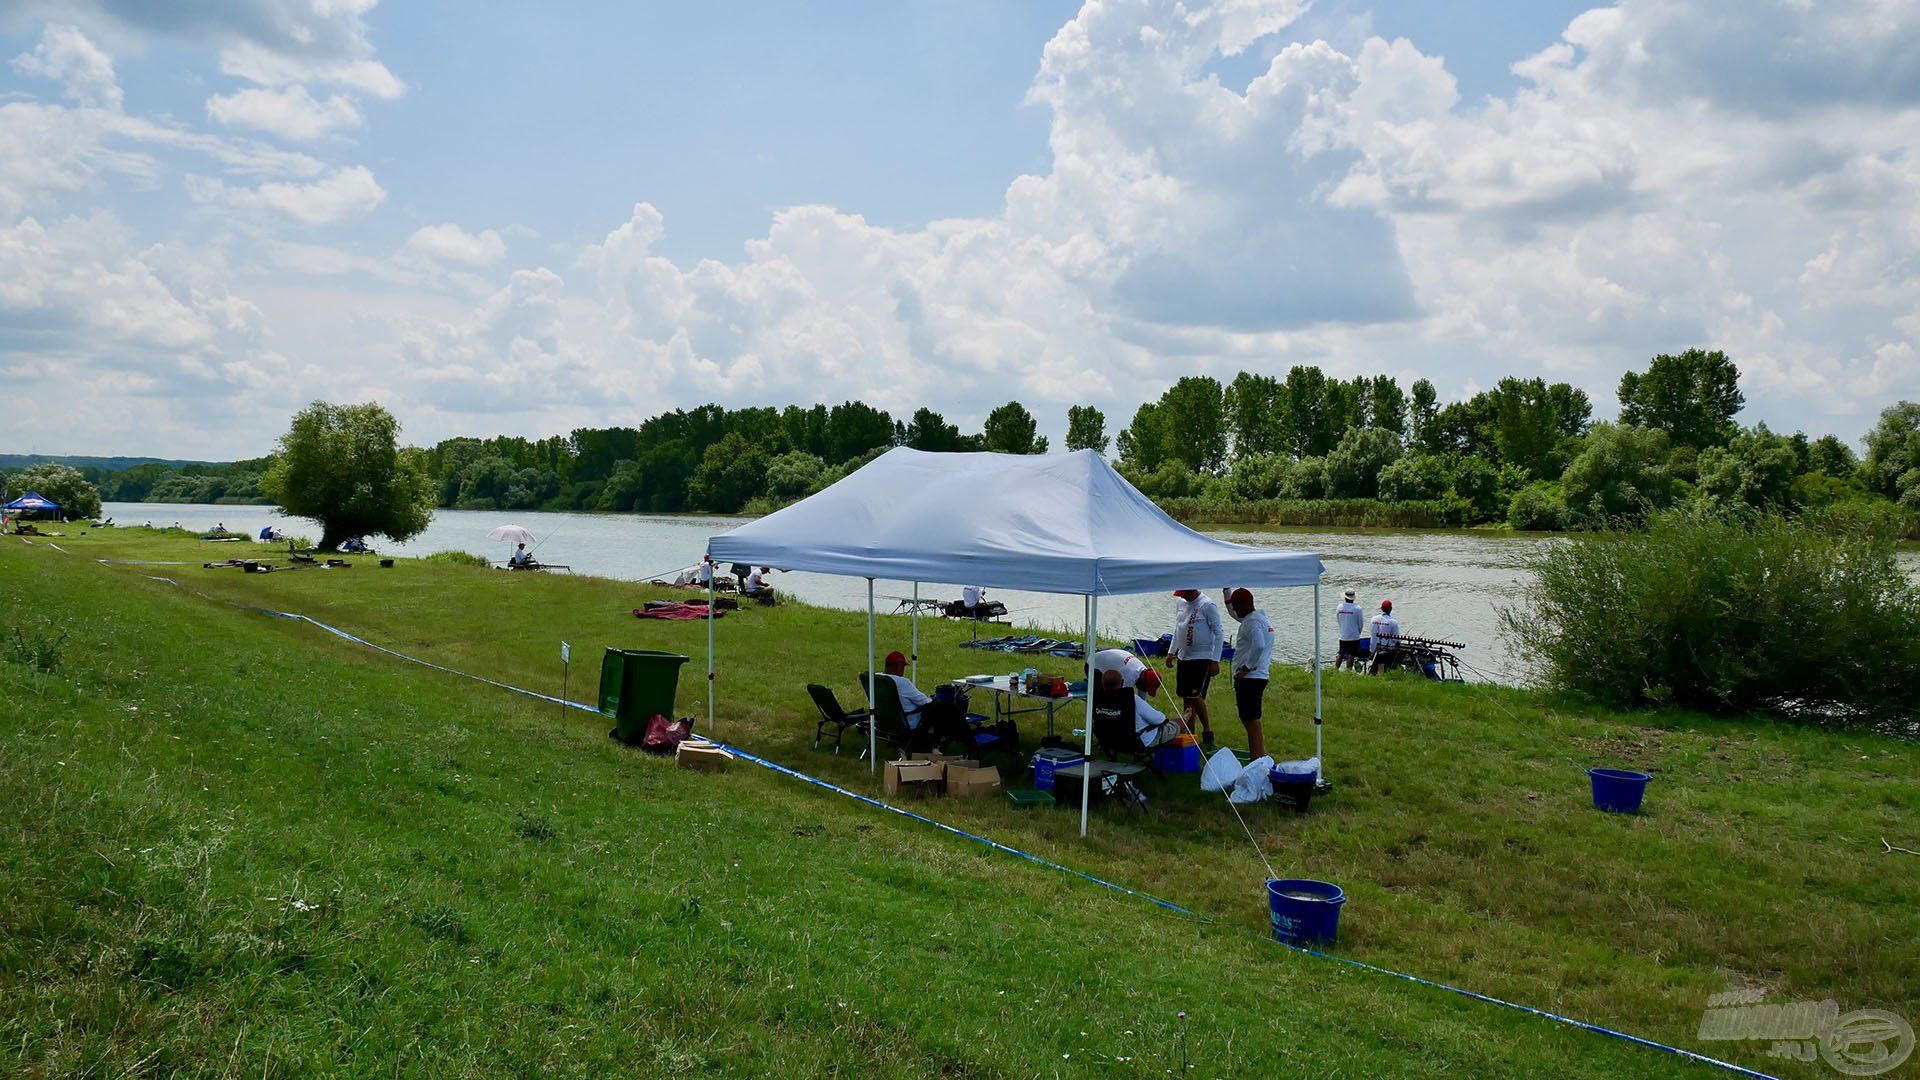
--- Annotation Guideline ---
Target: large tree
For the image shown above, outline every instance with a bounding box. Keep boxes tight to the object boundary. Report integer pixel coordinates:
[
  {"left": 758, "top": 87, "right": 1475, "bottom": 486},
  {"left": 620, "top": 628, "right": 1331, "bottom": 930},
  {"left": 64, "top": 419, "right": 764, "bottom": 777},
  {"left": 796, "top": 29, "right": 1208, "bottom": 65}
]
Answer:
[
  {"left": 3, "top": 463, "right": 101, "bottom": 520},
  {"left": 981, "top": 401, "right": 1048, "bottom": 454},
  {"left": 823, "top": 401, "right": 894, "bottom": 464},
  {"left": 1694, "top": 425, "right": 1799, "bottom": 513},
  {"left": 1064, "top": 405, "right": 1108, "bottom": 454},
  {"left": 1224, "top": 371, "right": 1285, "bottom": 459},
  {"left": 1617, "top": 348, "right": 1745, "bottom": 450},
  {"left": 900, "top": 407, "right": 963, "bottom": 452},
  {"left": 261, "top": 401, "right": 435, "bottom": 550},
  {"left": 1859, "top": 401, "right": 1920, "bottom": 507},
  {"left": 1560, "top": 423, "right": 1679, "bottom": 525},
  {"left": 1408, "top": 378, "right": 1440, "bottom": 452}
]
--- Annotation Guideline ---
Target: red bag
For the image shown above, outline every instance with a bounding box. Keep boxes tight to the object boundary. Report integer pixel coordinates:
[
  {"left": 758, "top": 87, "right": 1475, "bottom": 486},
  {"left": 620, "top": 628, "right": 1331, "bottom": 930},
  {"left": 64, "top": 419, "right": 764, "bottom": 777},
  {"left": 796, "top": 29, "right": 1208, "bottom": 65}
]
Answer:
[{"left": 640, "top": 714, "right": 693, "bottom": 755}]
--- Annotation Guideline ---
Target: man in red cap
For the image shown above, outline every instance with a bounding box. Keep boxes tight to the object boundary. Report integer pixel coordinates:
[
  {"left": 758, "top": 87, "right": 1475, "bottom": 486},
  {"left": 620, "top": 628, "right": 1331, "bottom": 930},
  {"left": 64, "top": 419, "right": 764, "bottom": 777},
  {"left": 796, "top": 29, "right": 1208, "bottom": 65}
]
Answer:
[
  {"left": 881, "top": 650, "right": 967, "bottom": 749},
  {"left": 1367, "top": 600, "right": 1401, "bottom": 674},
  {"left": 1166, "top": 587, "right": 1222, "bottom": 748},
  {"left": 1091, "top": 646, "right": 1163, "bottom": 697},
  {"left": 1226, "top": 588, "right": 1273, "bottom": 759}
]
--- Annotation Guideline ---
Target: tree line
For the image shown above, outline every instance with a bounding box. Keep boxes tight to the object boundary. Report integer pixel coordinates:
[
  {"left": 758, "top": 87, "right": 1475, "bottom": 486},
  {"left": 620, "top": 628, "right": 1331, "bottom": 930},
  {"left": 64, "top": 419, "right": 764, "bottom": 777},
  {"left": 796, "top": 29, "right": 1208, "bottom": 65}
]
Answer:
[{"left": 22, "top": 348, "right": 1920, "bottom": 532}]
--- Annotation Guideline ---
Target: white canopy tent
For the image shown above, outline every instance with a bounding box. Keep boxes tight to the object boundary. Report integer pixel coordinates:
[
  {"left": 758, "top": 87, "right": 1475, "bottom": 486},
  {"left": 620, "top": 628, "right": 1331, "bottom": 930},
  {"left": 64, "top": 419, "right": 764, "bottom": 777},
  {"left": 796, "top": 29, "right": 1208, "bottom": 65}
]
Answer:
[{"left": 705, "top": 448, "right": 1326, "bottom": 836}]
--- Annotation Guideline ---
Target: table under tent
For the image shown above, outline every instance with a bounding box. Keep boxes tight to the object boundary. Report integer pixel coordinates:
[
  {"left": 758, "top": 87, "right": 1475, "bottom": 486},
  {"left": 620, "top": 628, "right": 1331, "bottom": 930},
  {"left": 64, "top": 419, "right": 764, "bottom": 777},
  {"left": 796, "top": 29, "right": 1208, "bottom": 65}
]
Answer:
[{"left": 705, "top": 447, "right": 1326, "bottom": 837}]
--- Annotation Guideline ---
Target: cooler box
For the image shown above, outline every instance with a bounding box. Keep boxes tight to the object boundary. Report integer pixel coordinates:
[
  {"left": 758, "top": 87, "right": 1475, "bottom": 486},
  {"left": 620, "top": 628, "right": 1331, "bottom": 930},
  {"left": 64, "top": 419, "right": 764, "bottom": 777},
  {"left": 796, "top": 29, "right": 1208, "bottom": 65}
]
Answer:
[
  {"left": 1155, "top": 735, "right": 1202, "bottom": 773},
  {"left": 1031, "top": 747, "right": 1084, "bottom": 792}
]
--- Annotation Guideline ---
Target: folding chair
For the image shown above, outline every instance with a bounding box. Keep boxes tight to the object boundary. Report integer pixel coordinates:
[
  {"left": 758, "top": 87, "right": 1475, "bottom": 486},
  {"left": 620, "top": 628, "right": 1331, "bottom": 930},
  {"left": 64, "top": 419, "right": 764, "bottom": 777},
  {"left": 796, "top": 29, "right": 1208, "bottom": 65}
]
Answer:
[
  {"left": 856, "top": 673, "right": 933, "bottom": 759},
  {"left": 1090, "top": 684, "right": 1166, "bottom": 778},
  {"left": 807, "top": 683, "right": 869, "bottom": 752}
]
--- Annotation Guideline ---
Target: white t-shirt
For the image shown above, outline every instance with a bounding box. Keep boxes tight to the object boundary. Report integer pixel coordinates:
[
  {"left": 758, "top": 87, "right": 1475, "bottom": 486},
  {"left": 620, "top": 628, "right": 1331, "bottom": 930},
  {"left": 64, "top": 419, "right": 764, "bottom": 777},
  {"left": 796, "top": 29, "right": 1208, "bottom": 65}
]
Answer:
[
  {"left": 1233, "top": 609, "right": 1274, "bottom": 680},
  {"left": 1134, "top": 694, "right": 1171, "bottom": 747},
  {"left": 1335, "top": 601, "right": 1364, "bottom": 642},
  {"left": 1091, "top": 648, "right": 1149, "bottom": 688},
  {"left": 882, "top": 673, "right": 932, "bottom": 728},
  {"left": 510, "top": 548, "right": 531, "bottom": 565},
  {"left": 746, "top": 570, "right": 768, "bottom": 591},
  {"left": 962, "top": 585, "right": 983, "bottom": 607},
  {"left": 1368, "top": 612, "right": 1400, "bottom": 649},
  {"left": 1172, "top": 594, "right": 1223, "bottom": 661},
  {"left": 696, "top": 561, "right": 713, "bottom": 584}
]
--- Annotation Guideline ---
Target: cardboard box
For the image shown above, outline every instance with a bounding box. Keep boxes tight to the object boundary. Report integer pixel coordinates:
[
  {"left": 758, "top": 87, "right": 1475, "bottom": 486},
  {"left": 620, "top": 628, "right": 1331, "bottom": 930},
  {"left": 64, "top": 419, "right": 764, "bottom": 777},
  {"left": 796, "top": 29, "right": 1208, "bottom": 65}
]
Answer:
[
  {"left": 675, "top": 739, "right": 733, "bottom": 772},
  {"left": 884, "top": 758, "right": 945, "bottom": 798},
  {"left": 945, "top": 762, "right": 1003, "bottom": 799}
]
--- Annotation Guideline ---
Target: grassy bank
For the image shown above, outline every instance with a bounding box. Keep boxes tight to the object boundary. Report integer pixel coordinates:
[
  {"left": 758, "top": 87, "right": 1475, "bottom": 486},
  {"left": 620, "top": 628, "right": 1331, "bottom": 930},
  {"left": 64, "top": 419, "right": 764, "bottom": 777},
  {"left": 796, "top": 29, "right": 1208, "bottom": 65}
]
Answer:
[{"left": 4, "top": 529, "right": 1917, "bottom": 1076}]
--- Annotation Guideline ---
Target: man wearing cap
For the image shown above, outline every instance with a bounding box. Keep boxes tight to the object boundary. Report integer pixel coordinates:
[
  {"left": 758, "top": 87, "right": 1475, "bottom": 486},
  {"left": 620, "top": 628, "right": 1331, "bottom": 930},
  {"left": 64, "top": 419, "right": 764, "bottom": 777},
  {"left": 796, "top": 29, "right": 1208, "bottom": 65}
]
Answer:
[
  {"left": 880, "top": 651, "right": 968, "bottom": 748},
  {"left": 1226, "top": 588, "right": 1274, "bottom": 760},
  {"left": 1334, "top": 589, "right": 1366, "bottom": 671},
  {"left": 1091, "top": 647, "right": 1165, "bottom": 698},
  {"left": 1165, "top": 588, "right": 1223, "bottom": 748},
  {"left": 1367, "top": 600, "right": 1401, "bottom": 674}
]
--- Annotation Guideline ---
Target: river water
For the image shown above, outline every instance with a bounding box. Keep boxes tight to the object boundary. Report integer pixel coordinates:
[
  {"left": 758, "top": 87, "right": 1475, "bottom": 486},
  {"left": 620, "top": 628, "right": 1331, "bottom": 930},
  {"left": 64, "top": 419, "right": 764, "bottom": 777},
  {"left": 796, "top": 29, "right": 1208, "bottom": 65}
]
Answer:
[{"left": 107, "top": 501, "right": 1547, "bottom": 682}]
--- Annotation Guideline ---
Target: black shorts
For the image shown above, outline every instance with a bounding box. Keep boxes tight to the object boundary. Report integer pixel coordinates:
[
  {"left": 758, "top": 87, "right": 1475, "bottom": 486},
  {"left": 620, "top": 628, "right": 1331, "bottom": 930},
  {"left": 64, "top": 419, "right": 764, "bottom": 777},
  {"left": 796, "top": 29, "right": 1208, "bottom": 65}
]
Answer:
[
  {"left": 1234, "top": 676, "right": 1267, "bottom": 722},
  {"left": 1337, "top": 639, "right": 1363, "bottom": 658},
  {"left": 1175, "top": 658, "right": 1215, "bottom": 700}
]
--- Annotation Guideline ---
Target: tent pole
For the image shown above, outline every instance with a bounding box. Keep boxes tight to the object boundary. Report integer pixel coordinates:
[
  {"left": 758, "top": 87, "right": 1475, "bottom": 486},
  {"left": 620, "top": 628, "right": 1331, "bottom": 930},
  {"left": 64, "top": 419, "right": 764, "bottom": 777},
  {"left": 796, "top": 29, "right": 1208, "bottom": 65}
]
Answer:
[
  {"left": 1313, "top": 579, "right": 1323, "bottom": 773},
  {"left": 706, "top": 569, "right": 717, "bottom": 736},
  {"left": 1080, "top": 591, "right": 1097, "bottom": 838},
  {"left": 911, "top": 581, "right": 920, "bottom": 685},
  {"left": 867, "top": 577, "right": 878, "bottom": 774}
]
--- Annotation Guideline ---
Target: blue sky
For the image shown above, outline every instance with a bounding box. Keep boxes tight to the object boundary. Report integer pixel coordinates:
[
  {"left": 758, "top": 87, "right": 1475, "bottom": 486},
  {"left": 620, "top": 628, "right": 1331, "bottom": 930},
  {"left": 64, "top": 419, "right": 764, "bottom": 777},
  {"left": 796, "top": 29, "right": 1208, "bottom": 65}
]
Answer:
[{"left": 4, "top": 1, "right": 1918, "bottom": 457}]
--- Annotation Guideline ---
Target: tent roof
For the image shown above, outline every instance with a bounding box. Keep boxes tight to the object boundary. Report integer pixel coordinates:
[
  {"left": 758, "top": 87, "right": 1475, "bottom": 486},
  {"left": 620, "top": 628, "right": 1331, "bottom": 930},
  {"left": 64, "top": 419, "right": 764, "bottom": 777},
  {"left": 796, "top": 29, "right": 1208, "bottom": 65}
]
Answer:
[
  {"left": 707, "top": 448, "right": 1322, "bottom": 595},
  {"left": 3, "top": 491, "right": 58, "bottom": 511}
]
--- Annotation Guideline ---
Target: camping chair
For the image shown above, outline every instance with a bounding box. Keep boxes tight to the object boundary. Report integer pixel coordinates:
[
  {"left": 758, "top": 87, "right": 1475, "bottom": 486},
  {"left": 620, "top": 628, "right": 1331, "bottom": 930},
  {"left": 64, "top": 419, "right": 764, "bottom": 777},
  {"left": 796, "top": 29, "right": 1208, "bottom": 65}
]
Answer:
[
  {"left": 808, "top": 683, "right": 870, "bottom": 752},
  {"left": 856, "top": 673, "right": 932, "bottom": 759},
  {"left": 1090, "top": 684, "right": 1165, "bottom": 778}
]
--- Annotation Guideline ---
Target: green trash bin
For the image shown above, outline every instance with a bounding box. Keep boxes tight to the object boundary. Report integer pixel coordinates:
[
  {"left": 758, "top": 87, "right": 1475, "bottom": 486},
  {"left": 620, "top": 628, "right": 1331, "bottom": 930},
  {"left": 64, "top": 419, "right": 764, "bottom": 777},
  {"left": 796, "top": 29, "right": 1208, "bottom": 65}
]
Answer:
[{"left": 599, "top": 648, "right": 691, "bottom": 743}]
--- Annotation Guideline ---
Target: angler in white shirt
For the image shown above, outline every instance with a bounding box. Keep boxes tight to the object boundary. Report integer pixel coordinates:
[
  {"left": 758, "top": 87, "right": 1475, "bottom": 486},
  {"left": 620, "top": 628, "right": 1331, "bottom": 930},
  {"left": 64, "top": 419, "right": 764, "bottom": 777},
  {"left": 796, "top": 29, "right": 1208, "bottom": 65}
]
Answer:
[
  {"left": 1226, "top": 588, "right": 1274, "bottom": 760},
  {"left": 696, "top": 558, "right": 714, "bottom": 586},
  {"left": 743, "top": 566, "right": 775, "bottom": 600},
  {"left": 1334, "top": 589, "right": 1366, "bottom": 670},
  {"left": 1367, "top": 600, "right": 1401, "bottom": 673},
  {"left": 961, "top": 584, "right": 984, "bottom": 610},
  {"left": 1165, "top": 588, "right": 1223, "bottom": 747},
  {"left": 1097, "top": 668, "right": 1178, "bottom": 748},
  {"left": 1091, "top": 647, "right": 1165, "bottom": 697}
]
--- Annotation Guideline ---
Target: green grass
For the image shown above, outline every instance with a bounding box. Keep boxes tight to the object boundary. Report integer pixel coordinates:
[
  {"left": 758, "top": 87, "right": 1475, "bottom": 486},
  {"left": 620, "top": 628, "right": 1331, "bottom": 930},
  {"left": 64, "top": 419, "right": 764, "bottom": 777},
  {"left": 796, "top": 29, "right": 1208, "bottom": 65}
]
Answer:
[{"left": 4, "top": 528, "right": 1917, "bottom": 1076}]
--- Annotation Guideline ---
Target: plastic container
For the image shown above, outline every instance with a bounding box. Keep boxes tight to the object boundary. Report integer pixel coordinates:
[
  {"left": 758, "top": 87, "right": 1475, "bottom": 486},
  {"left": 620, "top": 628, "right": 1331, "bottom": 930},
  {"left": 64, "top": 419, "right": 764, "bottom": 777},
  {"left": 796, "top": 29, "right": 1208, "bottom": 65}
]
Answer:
[
  {"left": 1588, "top": 768, "right": 1652, "bottom": 814},
  {"left": 599, "top": 648, "right": 690, "bottom": 743},
  {"left": 1269, "top": 766, "right": 1317, "bottom": 810},
  {"left": 1155, "top": 742, "right": 1202, "bottom": 773},
  {"left": 1031, "top": 747, "right": 1084, "bottom": 792},
  {"left": 1007, "top": 789, "right": 1055, "bottom": 809},
  {"left": 1267, "top": 878, "right": 1345, "bottom": 944}
]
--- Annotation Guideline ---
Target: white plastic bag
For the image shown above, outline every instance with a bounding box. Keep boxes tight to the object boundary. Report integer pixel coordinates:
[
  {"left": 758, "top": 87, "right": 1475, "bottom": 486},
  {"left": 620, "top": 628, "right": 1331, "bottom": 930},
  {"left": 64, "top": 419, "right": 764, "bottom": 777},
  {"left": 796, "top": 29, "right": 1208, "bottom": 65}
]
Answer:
[
  {"left": 1229, "top": 755, "right": 1276, "bottom": 804},
  {"left": 1271, "top": 756, "right": 1320, "bottom": 781},
  {"left": 1200, "top": 746, "right": 1241, "bottom": 793}
]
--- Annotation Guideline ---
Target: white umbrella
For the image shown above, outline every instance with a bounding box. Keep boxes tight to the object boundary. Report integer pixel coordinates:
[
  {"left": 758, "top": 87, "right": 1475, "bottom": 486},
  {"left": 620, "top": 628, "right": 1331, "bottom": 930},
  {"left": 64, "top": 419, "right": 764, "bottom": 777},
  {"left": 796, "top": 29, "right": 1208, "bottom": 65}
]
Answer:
[{"left": 486, "top": 524, "right": 537, "bottom": 546}]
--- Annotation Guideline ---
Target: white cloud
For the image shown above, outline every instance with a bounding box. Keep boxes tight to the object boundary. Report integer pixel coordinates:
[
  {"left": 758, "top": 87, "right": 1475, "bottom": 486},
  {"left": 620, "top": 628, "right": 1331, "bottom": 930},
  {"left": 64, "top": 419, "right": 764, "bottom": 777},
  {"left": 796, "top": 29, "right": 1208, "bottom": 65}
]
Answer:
[
  {"left": 11, "top": 0, "right": 1920, "bottom": 456},
  {"left": 9, "top": 23, "right": 121, "bottom": 109},
  {"left": 194, "top": 163, "right": 386, "bottom": 224},
  {"left": 206, "top": 84, "right": 362, "bottom": 140},
  {"left": 400, "top": 223, "right": 507, "bottom": 267}
]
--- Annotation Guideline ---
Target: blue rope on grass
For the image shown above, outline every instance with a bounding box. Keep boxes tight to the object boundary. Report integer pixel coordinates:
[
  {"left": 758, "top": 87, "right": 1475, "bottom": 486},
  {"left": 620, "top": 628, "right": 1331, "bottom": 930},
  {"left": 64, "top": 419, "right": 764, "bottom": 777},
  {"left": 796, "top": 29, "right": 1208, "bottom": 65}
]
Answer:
[{"left": 254, "top": 605, "right": 1773, "bottom": 1080}]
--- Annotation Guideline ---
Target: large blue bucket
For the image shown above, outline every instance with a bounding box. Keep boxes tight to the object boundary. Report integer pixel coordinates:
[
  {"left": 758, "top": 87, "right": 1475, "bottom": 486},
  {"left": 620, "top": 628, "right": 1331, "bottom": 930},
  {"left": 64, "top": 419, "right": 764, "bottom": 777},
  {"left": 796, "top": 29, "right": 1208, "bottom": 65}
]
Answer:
[
  {"left": 1588, "top": 768, "right": 1652, "bottom": 814},
  {"left": 1267, "top": 879, "right": 1345, "bottom": 945}
]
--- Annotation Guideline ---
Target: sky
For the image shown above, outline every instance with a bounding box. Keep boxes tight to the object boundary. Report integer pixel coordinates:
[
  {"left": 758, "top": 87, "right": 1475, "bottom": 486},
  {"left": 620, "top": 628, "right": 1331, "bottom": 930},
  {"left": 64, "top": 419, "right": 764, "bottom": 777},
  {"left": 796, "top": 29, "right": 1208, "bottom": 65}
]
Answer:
[{"left": 3, "top": 0, "right": 1919, "bottom": 459}]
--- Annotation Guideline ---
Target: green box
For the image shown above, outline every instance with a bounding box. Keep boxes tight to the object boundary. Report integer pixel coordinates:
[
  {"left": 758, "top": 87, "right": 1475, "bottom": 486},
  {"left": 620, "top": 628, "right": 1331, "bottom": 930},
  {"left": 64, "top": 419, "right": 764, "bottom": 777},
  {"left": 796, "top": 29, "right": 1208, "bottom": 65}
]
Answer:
[{"left": 599, "top": 648, "right": 691, "bottom": 743}]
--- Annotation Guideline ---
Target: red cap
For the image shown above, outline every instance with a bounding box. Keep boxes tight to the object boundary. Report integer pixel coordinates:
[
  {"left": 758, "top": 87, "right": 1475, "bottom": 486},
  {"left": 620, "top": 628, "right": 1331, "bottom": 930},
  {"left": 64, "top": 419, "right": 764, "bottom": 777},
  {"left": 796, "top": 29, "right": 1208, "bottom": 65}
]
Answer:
[
  {"left": 1228, "top": 587, "right": 1253, "bottom": 612},
  {"left": 884, "top": 650, "right": 907, "bottom": 669},
  {"left": 1172, "top": 588, "right": 1198, "bottom": 599},
  {"left": 1380, "top": 599, "right": 1393, "bottom": 612},
  {"left": 1139, "top": 668, "right": 1162, "bottom": 694}
]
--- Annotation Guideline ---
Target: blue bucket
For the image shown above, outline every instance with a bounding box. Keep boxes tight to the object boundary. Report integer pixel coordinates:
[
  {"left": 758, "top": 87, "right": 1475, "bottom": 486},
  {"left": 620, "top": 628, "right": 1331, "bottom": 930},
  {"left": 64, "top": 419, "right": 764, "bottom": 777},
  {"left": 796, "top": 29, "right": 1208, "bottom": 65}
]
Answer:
[
  {"left": 1267, "top": 878, "right": 1345, "bottom": 945},
  {"left": 1588, "top": 768, "right": 1652, "bottom": 814}
]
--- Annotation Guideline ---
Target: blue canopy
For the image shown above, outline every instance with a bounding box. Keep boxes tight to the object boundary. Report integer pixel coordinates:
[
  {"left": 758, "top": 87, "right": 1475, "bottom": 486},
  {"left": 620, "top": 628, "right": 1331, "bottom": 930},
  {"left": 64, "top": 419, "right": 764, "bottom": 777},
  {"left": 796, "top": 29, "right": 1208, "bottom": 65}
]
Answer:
[{"left": 3, "top": 491, "right": 58, "bottom": 512}]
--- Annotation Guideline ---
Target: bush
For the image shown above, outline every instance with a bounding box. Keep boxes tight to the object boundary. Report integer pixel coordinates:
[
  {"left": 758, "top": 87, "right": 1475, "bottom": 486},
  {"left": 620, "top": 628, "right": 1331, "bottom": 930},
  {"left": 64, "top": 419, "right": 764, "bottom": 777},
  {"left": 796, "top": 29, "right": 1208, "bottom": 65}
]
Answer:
[
  {"left": 424, "top": 550, "right": 491, "bottom": 569},
  {"left": 1560, "top": 423, "right": 1679, "bottom": 525},
  {"left": 1507, "top": 482, "right": 1568, "bottom": 531},
  {"left": 1507, "top": 510, "right": 1920, "bottom": 723},
  {"left": 2, "top": 463, "right": 102, "bottom": 520}
]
